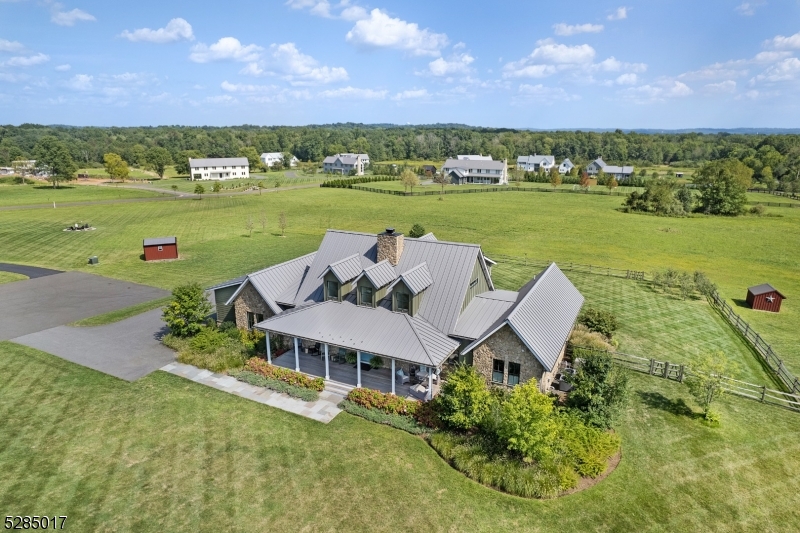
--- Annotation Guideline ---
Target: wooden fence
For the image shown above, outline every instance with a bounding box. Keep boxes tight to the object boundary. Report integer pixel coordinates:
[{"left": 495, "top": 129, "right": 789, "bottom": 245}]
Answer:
[
  {"left": 349, "top": 184, "right": 632, "bottom": 197},
  {"left": 748, "top": 188, "right": 800, "bottom": 201},
  {"left": 493, "top": 254, "right": 648, "bottom": 281},
  {"left": 574, "top": 347, "right": 800, "bottom": 413}
]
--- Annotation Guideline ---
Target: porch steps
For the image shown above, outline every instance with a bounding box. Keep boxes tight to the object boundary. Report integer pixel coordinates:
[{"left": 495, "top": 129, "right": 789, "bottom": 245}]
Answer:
[{"left": 324, "top": 379, "right": 355, "bottom": 396}]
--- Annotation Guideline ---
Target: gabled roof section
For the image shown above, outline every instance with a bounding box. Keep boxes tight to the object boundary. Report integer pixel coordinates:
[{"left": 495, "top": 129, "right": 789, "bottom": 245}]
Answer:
[
  {"left": 143, "top": 236, "right": 176, "bottom": 246},
  {"left": 208, "top": 275, "right": 246, "bottom": 291},
  {"left": 225, "top": 252, "right": 317, "bottom": 315},
  {"left": 388, "top": 263, "right": 433, "bottom": 295},
  {"left": 418, "top": 232, "right": 437, "bottom": 241},
  {"left": 461, "top": 263, "right": 584, "bottom": 373},
  {"left": 354, "top": 260, "right": 396, "bottom": 288},
  {"left": 320, "top": 253, "right": 362, "bottom": 284},
  {"left": 453, "top": 290, "right": 518, "bottom": 339},
  {"left": 748, "top": 283, "right": 786, "bottom": 298}
]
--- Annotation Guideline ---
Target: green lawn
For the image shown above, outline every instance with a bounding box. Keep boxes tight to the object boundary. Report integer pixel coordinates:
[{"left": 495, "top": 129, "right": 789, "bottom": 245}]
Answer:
[
  {"left": 77, "top": 167, "right": 164, "bottom": 180},
  {"left": 0, "top": 187, "right": 797, "bottom": 375},
  {"left": 358, "top": 180, "right": 642, "bottom": 194},
  {"left": 0, "top": 271, "right": 26, "bottom": 284},
  {"left": 131, "top": 175, "right": 324, "bottom": 194},
  {"left": 0, "top": 342, "right": 798, "bottom": 532},
  {"left": 0, "top": 184, "right": 167, "bottom": 207},
  {"left": 69, "top": 297, "right": 171, "bottom": 327}
]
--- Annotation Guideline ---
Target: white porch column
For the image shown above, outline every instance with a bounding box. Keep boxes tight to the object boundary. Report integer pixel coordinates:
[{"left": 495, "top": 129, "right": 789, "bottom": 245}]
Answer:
[
  {"left": 266, "top": 332, "right": 272, "bottom": 364},
  {"left": 324, "top": 343, "right": 330, "bottom": 380},
  {"left": 427, "top": 372, "right": 433, "bottom": 401},
  {"left": 391, "top": 358, "right": 396, "bottom": 395},
  {"left": 294, "top": 337, "right": 300, "bottom": 372},
  {"left": 356, "top": 350, "right": 362, "bottom": 388}
]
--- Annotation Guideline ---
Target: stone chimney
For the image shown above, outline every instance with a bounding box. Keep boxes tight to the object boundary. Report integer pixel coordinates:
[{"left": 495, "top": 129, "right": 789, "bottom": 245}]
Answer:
[{"left": 377, "top": 227, "right": 404, "bottom": 266}]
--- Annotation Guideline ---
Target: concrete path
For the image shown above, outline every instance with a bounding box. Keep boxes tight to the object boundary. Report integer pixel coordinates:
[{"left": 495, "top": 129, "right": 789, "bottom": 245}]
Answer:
[
  {"left": 161, "top": 362, "right": 343, "bottom": 423},
  {"left": 0, "top": 271, "right": 168, "bottom": 340},
  {"left": 13, "top": 308, "right": 175, "bottom": 381},
  {"left": 0, "top": 263, "right": 62, "bottom": 279}
]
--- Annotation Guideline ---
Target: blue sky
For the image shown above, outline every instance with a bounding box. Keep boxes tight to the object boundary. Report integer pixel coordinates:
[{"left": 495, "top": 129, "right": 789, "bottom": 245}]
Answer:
[{"left": 2, "top": 0, "right": 800, "bottom": 128}]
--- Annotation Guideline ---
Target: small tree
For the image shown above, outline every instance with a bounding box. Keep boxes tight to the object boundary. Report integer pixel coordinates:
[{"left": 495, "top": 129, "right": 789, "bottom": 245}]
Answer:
[
  {"left": 686, "top": 351, "right": 739, "bottom": 420},
  {"left": 511, "top": 169, "right": 524, "bottom": 189},
  {"left": 567, "top": 349, "right": 629, "bottom": 429},
  {"left": 273, "top": 177, "right": 282, "bottom": 189},
  {"left": 596, "top": 169, "right": 607, "bottom": 186},
  {"left": 438, "top": 364, "right": 492, "bottom": 430},
  {"left": 498, "top": 380, "right": 559, "bottom": 462},
  {"left": 33, "top": 136, "right": 77, "bottom": 188},
  {"left": 257, "top": 180, "right": 264, "bottom": 195},
  {"left": 433, "top": 172, "right": 449, "bottom": 199},
  {"left": 162, "top": 283, "right": 212, "bottom": 337},
  {"left": 103, "top": 152, "right": 129, "bottom": 183},
  {"left": 259, "top": 210, "right": 267, "bottom": 232},
  {"left": 212, "top": 181, "right": 221, "bottom": 193},
  {"left": 607, "top": 176, "right": 618, "bottom": 190},
  {"left": 550, "top": 169, "right": 562, "bottom": 189},
  {"left": 693, "top": 271, "right": 717, "bottom": 296},
  {"left": 408, "top": 223, "right": 426, "bottom": 238},
  {"left": 678, "top": 271, "right": 695, "bottom": 300},
  {"left": 400, "top": 169, "right": 419, "bottom": 193},
  {"left": 245, "top": 215, "right": 254, "bottom": 237},
  {"left": 171, "top": 184, "right": 178, "bottom": 198},
  {"left": 194, "top": 184, "right": 205, "bottom": 198},
  {"left": 278, "top": 211, "right": 287, "bottom": 236},
  {"left": 579, "top": 172, "right": 591, "bottom": 191}
]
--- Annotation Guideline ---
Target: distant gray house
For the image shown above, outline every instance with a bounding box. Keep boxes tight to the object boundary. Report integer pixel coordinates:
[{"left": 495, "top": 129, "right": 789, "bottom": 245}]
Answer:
[
  {"left": 442, "top": 157, "right": 508, "bottom": 185},
  {"left": 559, "top": 158, "right": 575, "bottom": 175},
  {"left": 210, "top": 228, "right": 584, "bottom": 399},
  {"left": 586, "top": 158, "right": 634, "bottom": 180},
  {"left": 517, "top": 155, "right": 555, "bottom": 172},
  {"left": 322, "top": 153, "right": 369, "bottom": 175}
]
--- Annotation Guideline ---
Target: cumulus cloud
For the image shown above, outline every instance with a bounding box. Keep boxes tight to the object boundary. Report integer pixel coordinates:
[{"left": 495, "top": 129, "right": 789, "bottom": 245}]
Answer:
[
  {"left": 553, "top": 23, "right": 603, "bottom": 36},
  {"left": 189, "top": 37, "right": 263, "bottom": 63},
  {"left": 705, "top": 80, "right": 737, "bottom": 93},
  {"left": 515, "top": 83, "right": 580, "bottom": 102},
  {"left": 426, "top": 53, "right": 474, "bottom": 76},
  {"left": 3, "top": 53, "right": 49, "bottom": 67},
  {"left": 503, "top": 39, "right": 596, "bottom": 79},
  {"left": 55, "top": 63, "right": 71, "bottom": 71},
  {"left": 49, "top": 2, "right": 96, "bottom": 26},
  {"left": 607, "top": 7, "right": 627, "bottom": 20},
  {"left": 392, "top": 88, "right": 428, "bottom": 100},
  {"left": 0, "top": 39, "right": 24, "bottom": 53},
  {"left": 204, "top": 94, "right": 237, "bottom": 105},
  {"left": 286, "top": 0, "right": 368, "bottom": 21},
  {"left": 621, "top": 80, "right": 692, "bottom": 102},
  {"left": 616, "top": 73, "right": 637, "bottom": 85},
  {"left": 221, "top": 81, "right": 278, "bottom": 93},
  {"left": 735, "top": 1, "right": 765, "bottom": 16},
  {"left": 752, "top": 57, "right": 800, "bottom": 82},
  {"left": 241, "top": 42, "right": 348, "bottom": 85},
  {"left": 345, "top": 9, "right": 448, "bottom": 56},
  {"left": 590, "top": 56, "right": 647, "bottom": 73},
  {"left": 120, "top": 18, "right": 194, "bottom": 44},
  {"left": 317, "top": 86, "right": 387, "bottom": 99},
  {"left": 767, "top": 31, "right": 800, "bottom": 50},
  {"left": 65, "top": 73, "right": 93, "bottom": 91}
]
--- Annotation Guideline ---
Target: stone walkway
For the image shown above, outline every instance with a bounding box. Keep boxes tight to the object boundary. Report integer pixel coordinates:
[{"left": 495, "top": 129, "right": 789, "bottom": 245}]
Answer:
[{"left": 161, "top": 362, "right": 344, "bottom": 423}]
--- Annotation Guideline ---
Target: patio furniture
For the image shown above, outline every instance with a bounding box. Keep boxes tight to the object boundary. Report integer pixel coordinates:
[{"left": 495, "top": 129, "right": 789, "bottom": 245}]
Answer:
[
  {"left": 409, "top": 383, "right": 429, "bottom": 400},
  {"left": 396, "top": 369, "right": 410, "bottom": 385},
  {"left": 558, "top": 381, "right": 573, "bottom": 392}
]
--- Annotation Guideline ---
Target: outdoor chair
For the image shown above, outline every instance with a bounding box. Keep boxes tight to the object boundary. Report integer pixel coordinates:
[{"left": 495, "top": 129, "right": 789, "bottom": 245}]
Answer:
[
  {"left": 395, "top": 369, "right": 410, "bottom": 385},
  {"left": 409, "top": 383, "right": 428, "bottom": 400}
]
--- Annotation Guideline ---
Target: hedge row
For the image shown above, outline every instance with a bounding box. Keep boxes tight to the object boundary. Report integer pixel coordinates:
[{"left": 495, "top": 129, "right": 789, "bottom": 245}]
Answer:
[
  {"left": 338, "top": 400, "right": 427, "bottom": 435},
  {"left": 320, "top": 175, "right": 399, "bottom": 188},
  {"left": 346, "top": 387, "right": 418, "bottom": 415},
  {"left": 244, "top": 357, "right": 325, "bottom": 391},
  {"left": 229, "top": 370, "right": 319, "bottom": 402}
]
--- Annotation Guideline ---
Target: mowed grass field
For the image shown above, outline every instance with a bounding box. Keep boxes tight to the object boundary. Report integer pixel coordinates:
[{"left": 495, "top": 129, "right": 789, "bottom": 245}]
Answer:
[
  {"left": 0, "top": 186, "right": 797, "bottom": 373},
  {"left": 0, "top": 184, "right": 167, "bottom": 206},
  {"left": 0, "top": 271, "right": 26, "bottom": 284},
  {"left": 1, "top": 342, "right": 798, "bottom": 533}
]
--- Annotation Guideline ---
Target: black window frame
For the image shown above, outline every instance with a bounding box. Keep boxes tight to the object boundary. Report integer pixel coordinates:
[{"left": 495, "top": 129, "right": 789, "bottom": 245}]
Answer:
[
  {"left": 246, "top": 311, "right": 264, "bottom": 330},
  {"left": 508, "top": 362, "right": 521, "bottom": 386},
  {"left": 359, "top": 285, "right": 373, "bottom": 307},
  {"left": 326, "top": 280, "right": 339, "bottom": 301},
  {"left": 492, "top": 359, "right": 505, "bottom": 384},
  {"left": 395, "top": 292, "right": 410, "bottom": 314}
]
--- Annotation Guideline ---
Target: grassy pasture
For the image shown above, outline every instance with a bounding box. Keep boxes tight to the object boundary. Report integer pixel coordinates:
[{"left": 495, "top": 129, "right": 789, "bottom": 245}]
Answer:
[
  {"left": 0, "top": 184, "right": 166, "bottom": 207},
  {"left": 133, "top": 175, "right": 324, "bottom": 194},
  {"left": 0, "top": 271, "right": 27, "bottom": 284},
  {"left": 0, "top": 342, "right": 798, "bottom": 532}
]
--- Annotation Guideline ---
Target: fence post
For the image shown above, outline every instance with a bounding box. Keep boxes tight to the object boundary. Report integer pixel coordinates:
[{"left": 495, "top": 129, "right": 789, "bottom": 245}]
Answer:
[
  {"left": 678, "top": 365, "right": 685, "bottom": 383},
  {"left": 649, "top": 359, "right": 656, "bottom": 375},
  {"left": 663, "top": 361, "right": 670, "bottom": 379},
  {"left": 760, "top": 385, "right": 766, "bottom": 402}
]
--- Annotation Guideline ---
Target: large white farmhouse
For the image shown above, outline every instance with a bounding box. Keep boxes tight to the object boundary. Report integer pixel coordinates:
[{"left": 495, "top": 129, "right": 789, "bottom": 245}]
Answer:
[
  {"left": 189, "top": 157, "right": 250, "bottom": 180},
  {"left": 261, "top": 152, "right": 299, "bottom": 168}
]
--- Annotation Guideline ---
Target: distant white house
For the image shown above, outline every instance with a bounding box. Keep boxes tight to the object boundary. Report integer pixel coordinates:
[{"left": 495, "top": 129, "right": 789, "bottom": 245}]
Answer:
[
  {"left": 559, "top": 158, "right": 575, "bottom": 175},
  {"left": 586, "top": 157, "right": 634, "bottom": 180},
  {"left": 0, "top": 167, "right": 14, "bottom": 175},
  {"left": 442, "top": 156, "right": 508, "bottom": 185},
  {"left": 189, "top": 157, "right": 250, "bottom": 180},
  {"left": 322, "top": 153, "right": 369, "bottom": 175},
  {"left": 260, "top": 152, "right": 299, "bottom": 168},
  {"left": 516, "top": 154, "right": 555, "bottom": 172}
]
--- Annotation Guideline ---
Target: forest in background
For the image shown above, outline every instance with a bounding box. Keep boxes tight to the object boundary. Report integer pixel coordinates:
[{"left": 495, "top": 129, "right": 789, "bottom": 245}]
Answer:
[{"left": 2, "top": 123, "right": 799, "bottom": 186}]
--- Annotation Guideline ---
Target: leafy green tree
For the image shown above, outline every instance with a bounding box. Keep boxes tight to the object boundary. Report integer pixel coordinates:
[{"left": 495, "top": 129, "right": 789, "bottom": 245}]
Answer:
[
  {"left": 694, "top": 159, "right": 753, "bottom": 215},
  {"left": 578, "top": 308, "right": 618, "bottom": 338},
  {"left": 171, "top": 184, "right": 178, "bottom": 198},
  {"left": 211, "top": 181, "right": 221, "bottom": 193},
  {"left": 282, "top": 152, "right": 294, "bottom": 169},
  {"left": 693, "top": 271, "right": 717, "bottom": 296},
  {"left": 237, "top": 146, "right": 261, "bottom": 170},
  {"left": 498, "top": 380, "right": 559, "bottom": 462},
  {"left": 400, "top": 169, "right": 419, "bottom": 193},
  {"left": 103, "top": 152, "right": 129, "bottom": 182},
  {"left": 162, "top": 283, "right": 212, "bottom": 337},
  {"left": 607, "top": 176, "right": 618, "bottom": 190},
  {"left": 174, "top": 150, "right": 204, "bottom": 176},
  {"left": 761, "top": 165, "right": 776, "bottom": 192},
  {"left": 567, "top": 349, "right": 629, "bottom": 429},
  {"left": 550, "top": 169, "right": 562, "bottom": 189},
  {"left": 146, "top": 147, "right": 172, "bottom": 178},
  {"left": 675, "top": 186, "right": 694, "bottom": 212},
  {"left": 194, "top": 184, "right": 205, "bottom": 197},
  {"left": 438, "top": 364, "right": 492, "bottom": 430},
  {"left": 686, "top": 351, "right": 739, "bottom": 420},
  {"left": 596, "top": 169, "right": 607, "bottom": 186},
  {"left": 408, "top": 223, "right": 426, "bottom": 238},
  {"left": 33, "top": 136, "right": 77, "bottom": 188},
  {"left": 433, "top": 172, "right": 449, "bottom": 198}
]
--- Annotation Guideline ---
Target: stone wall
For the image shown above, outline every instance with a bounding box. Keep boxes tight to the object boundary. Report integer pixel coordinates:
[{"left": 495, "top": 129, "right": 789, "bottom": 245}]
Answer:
[
  {"left": 472, "top": 325, "right": 552, "bottom": 391},
  {"left": 377, "top": 232, "right": 404, "bottom": 265},
  {"left": 233, "top": 283, "right": 273, "bottom": 329}
]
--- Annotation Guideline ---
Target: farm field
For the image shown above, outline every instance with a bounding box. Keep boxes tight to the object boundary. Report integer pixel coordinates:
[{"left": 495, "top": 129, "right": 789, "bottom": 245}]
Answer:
[
  {"left": 0, "top": 271, "right": 26, "bottom": 284},
  {"left": 0, "top": 186, "right": 797, "bottom": 374},
  {"left": 356, "top": 180, "right": 642, "bottom": 194},
  {"left": 76, "top": 167, "right": 170, "bottom": 180},
  {"left": 129, "top": 174, "right": 324, "bottom": 194},
  {"left": 0, "top": 342, "right": 798, "bottom": 532},
  {"left": 0, "top": 184, "right": 167, "bottom": 207}
]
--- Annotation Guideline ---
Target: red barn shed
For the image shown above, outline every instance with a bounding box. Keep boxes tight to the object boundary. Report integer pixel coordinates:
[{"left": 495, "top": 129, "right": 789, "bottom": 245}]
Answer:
[
  {"left": 746, "top": 283, "right": 786, "bottom": 313},
  {"left": 143, "top": 237, "right": 178, "bottom": 261}
]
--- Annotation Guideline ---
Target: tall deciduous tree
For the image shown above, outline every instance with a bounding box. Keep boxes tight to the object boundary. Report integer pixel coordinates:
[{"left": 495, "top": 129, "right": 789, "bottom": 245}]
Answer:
[
  {"left": 33, "top": 136, "right": 77, "bottom": 188},
  {"left": 567, "top": 349, "right": 629, "bottom": 429},
  {"left": 146, "top": 147, "right": 172, "bottom": 178},
  {"left": 400, "top": 169, "right": 419, "bottom": 193},
  {"left": 237, "top": 146, "right": 261, "bottom": 170},
  {"left": 174, "top": 150, "right": 204, "bottom": 176},
  {"left": 103, "top": 152, "right": 129, "bottom": 182},
  {"left": 550, "top": 169, "right": 562, "bottom": 189},
  {"left": 694, "top": 159, "right": 753, "bottom": 215},
  {"left": 438, "top": 364, "right": 492, "bottom": 430}
]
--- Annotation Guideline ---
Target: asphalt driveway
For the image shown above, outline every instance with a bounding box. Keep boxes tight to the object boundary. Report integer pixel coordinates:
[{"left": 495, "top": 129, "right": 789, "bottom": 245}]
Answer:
[{"left": 0, "top": 263, "right": 62, "bottom": 279}]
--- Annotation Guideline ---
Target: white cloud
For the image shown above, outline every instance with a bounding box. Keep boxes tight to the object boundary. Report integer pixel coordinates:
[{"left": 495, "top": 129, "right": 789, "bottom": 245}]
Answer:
[
  {"left": 340, "top": 5, "right": 368, "bottom": 21},
  {"left": 392, "top": 88, "right": 428, "bottom": 100},
  {"left": 221, "top": 81, "right": 277, "bottom": 93},
  {"left": 426, "top": 53, "right": 474, "bottom": 76},
  {"left": 506, "top": 64, "right": 557, "bottom": 79},
  {"left": 317, "top": 86, "right": 387, "bottom": 99},
  {"left": 705, "top": 80, "right": 737, "bottom": 93},
  {"left": 667, "top": 80, "right": 693, "bottom": 96},
  {"left": 189, "top": 37, "right": 263, "bottom": 63},
  {"left": 502, "top": 39, "right": 595, "bottom": 79},
  {"left": 607, "top": 7, "right": 627, "bottom": 20},
  {"left": 752, "top": 57, "right": 800, "bottom": 82},
  {"left": 0, "top": 39, "right": 24, "bottom": 52},
  {"left": 55, "top": 63, "right": 71, "bottom": 71},
  {"left": 120, "top": 18, "right": 194, "bottom": 44},
  {"left": 590, "top": 56, "right": 647, "bottom": 73},
  {"left": 286, "top": 0, "right": 368, "bottom": 21},
  {"left": 767, "top": 31, "right": 800, "bottom": 50},
  {"left": 345, "top": 9, "right": 448, "bottom": 56},
  {"left": 65, "top": 73, "right": 93, "bottom": 91},
  {"left": 0, "top": 72, "right": 27, "bottom": 83},
  {"left": 616, "top": 73, "right": 637, "bottom": 85},
  {"left": 243, "top": 42, "right": 347, "bottom": 85},
  {"left": 204, "top": 94, "right": 237, "bottom": 105},
  {"left": 735, "top": 1, "right": 765, "bottom": 16},
  {"left": 516, "top": 83, "right": 579, "bottom": 102},
  {"left": 3, "top": 53, "right": 49, "bottom": 67},
  {"left": 553, "top": 23, "right": 603, "bottom": 36},
  {"left": 620, "top": 80, "right": 692, "bottom": 102},
  {"left": 453, "top": 42, "right": 466, "bottom": 51},
  {"left": 745, "top": 89, "right": 759, "bottom": 99},
  {"left": 49, "top": 3, "right": 96, "bottom": 26}
]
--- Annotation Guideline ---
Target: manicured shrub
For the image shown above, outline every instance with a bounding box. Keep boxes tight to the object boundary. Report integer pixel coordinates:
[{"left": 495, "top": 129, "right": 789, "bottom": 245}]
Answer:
[
  {"left": 555, "top": 413, "right": 620, "bottom": 477},
  {"left": 345, "top": 351, "right": 357, "bottom": 364},
  {"left": 578, "top": 307, "right": 618, "bottom": 338},
  {"left": 413, "top": 397, "right": 443, "bottom": 429},
  {"left": 408, "top": 223, "right": 426, "bottom": 238},
  {"left": 567, "top": 348, "right": 629, "bottom": 429},
  {"left": 369, "top": 356, "right": 384, "bottom": 369},
  {"left": 162, "top": 283, "right": 212, "bottom": 337},
  {"left": 338, "top": 400, "right": 426, "bottom": 435},
  {"left": 346, "top": 388, "right": 418, "bottom": 415},
  {"left": 189, "top": 326, "right": 231, "bottom": 352},
  {"left": 244, "top": 357, "right": 325, "bottom": 391},
  {"left": 438, "top": 364, "right": 492, "bottom": 430},
  {"left": 498, "top": 380, "right": 559, "bottom": 463},
  {"left": 568, "top": 324, "right": 613, "bottom": 351},
  {"left": 230, "top": 370, "right": 319, "bottom": 401}
]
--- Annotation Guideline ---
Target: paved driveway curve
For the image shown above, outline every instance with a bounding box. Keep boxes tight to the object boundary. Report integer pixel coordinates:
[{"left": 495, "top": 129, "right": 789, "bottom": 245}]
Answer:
[
  {"left": 13, "top": 309, "right": 175, "bottom": 381},
  {"left": 0, "top": 263, "right": 61, "bottom": 278}
]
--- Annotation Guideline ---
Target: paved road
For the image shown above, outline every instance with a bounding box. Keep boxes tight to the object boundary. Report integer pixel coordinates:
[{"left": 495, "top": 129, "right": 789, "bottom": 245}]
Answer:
[
  {"left": 13, "top": 309, "right": 175, "bottom": 381},
  {"left": 0, "top": 271, "right": 168, "bottom": 340},
  {"left": 0, "top": 263, "right": 62, "bottom": 278}
]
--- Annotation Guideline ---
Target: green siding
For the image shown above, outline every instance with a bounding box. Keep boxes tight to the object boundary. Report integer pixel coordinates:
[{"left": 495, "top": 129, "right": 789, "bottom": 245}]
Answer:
[
  {"left": 461, "top": 258, "right": 490, "bottom": 312},
  {"left": 356, "top": 278, "right": 387, "bottom": 307},
  {"left": 214, "top": 285, "right": 239, "bottom": 324}
]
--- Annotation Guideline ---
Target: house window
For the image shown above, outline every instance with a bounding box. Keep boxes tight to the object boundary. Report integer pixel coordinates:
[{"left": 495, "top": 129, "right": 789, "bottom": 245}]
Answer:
[
  {"left": 326, "top": 280, "right": 339, "bottom": 301},
  {"left": 508, "top": 362, "right": 521, "bottom": 386},
  {"left": 492, "top": 359, "right": 505, "bottom": 384},
  {"left": 395, "top": 292, "right": 410, "bottom": 314},
  {"left": 469, "top": 278, "right": 478, "bottom": 288},
  {"left": 360, "top": 285, "right": 373, "bottom": 306},
  {"left": 247, "top": 311, "right": 263, "bottom": 330},
  {"left": 157, "top": 245, "right": 163, "bottom": 251}
]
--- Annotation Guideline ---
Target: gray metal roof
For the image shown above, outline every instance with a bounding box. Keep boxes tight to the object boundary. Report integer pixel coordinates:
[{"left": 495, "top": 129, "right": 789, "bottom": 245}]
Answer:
[
  {"left": 225, "top": 252, "right": 317, "bottom": 314},
  {"left": 418, "top": 232, "right": 437, "bottom": 241},
  {"left": 748, "top": 283, "right": 786, "bottom": 297},
  {"left": 208, "top": 275, "right": 246, "bottom": 291},
  {"left": 188, "top": 157, "right": 249, "bottom": 167},
  {"left": 257, "top": 300, "right": 459, "bottom": 366},
  {"left": 560, "top": 158, "right": 574, "bottom": 168},
  {"left": 291, "top": 230, "right": 492, "bottom": 335},
  {"left": 517, "top": 155, "right": 555, "bottom": 165},
  {"left": 453, "top": 290, "right": 517, "bottom": 339},
  {"left": 143, "top": 236, "right": 176, "bottom": 246},
  {"left": 442, "top": 158, "right": 506, "bottom": 171},
  {"left": 355, "top": 260, "right": 396, "bottom": 288},
  {"left": 591, "top": 158, "right": 606, "bottom": 168},
  {"left": 321, "top": 253, "right": 363, "bottom": 284},
  {"left": 462, "top": 263, "right": 584, "bottom": 373},
  {"left": 457, "top": 155, "right": 493, "bottom": 160},
  {"left": 389, "top": 262, "right": 433, "bottom": 295}
]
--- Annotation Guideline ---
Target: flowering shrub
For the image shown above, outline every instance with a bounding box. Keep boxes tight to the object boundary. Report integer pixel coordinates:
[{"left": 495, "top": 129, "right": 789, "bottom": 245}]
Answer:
[
  {"left": 244, "top": 357, "right": 325, "bottom": 391},
  {"left": 346, "top": 388, "right": 418, "bottom": 416}
]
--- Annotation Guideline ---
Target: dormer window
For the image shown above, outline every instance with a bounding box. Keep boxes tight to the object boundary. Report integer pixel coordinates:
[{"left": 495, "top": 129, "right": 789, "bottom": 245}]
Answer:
[
  {"left": 359, "top": 285, "right": 373, "bottom": 307},
  {"left": 326, "top": 280, "right": 339, "bottom": 301},
  {"left": 395, "top": 292, "right": 410, "bottom": 314}
]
